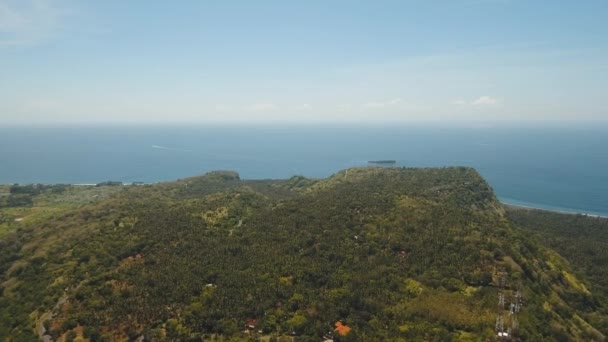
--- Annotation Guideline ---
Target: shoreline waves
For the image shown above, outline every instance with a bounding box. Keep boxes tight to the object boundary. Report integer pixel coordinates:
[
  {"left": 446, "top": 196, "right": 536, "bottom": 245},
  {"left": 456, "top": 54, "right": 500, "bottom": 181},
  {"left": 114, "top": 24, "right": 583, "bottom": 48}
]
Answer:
[{"left": 501, "top": 200, "right": 608, "bottom": 219}]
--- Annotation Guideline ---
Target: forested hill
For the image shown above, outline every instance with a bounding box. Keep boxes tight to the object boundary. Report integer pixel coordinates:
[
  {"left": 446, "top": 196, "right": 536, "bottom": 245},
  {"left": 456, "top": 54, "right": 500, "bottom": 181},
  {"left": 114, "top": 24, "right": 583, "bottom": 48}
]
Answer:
[
  {"left": 507, "top": 207, "right": 608, "bottom": 332},
  {"left": 1, "top": 167, "right": 606, "bottom": 341}
]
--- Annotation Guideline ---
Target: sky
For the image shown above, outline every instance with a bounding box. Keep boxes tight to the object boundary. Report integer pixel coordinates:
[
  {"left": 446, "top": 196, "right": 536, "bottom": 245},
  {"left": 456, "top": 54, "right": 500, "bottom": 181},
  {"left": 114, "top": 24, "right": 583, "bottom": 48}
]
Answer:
[{"left": 1, "top": 0, "right": 607, "bottom": 124}]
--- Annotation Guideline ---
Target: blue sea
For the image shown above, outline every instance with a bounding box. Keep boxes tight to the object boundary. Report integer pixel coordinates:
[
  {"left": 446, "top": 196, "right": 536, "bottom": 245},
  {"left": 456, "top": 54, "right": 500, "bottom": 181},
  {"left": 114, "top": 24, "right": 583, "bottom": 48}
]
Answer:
[{"left": 0, "top": 124, "right": 607, "bottom": 216}]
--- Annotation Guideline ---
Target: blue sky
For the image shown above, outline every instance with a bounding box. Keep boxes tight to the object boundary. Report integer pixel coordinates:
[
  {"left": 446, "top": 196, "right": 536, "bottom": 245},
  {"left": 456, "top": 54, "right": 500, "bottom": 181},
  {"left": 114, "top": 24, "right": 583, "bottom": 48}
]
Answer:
[{"left": 1, "top": 0, "right": 607, "bottom": 124}]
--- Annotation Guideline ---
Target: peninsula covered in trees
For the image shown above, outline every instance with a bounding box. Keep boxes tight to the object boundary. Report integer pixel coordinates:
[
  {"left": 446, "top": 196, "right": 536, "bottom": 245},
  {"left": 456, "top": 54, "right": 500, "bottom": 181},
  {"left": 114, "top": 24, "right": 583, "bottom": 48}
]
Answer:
[{"left": 1, "top": 167, "right": 606, "bottom": 341}]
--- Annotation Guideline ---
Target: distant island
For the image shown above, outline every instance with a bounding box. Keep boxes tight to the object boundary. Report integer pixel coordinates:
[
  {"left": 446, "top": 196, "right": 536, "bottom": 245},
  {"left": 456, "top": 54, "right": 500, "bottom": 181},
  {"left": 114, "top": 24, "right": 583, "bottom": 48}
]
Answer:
[{"left": 368, "top": 160, "right": 396, "bottom": 164}]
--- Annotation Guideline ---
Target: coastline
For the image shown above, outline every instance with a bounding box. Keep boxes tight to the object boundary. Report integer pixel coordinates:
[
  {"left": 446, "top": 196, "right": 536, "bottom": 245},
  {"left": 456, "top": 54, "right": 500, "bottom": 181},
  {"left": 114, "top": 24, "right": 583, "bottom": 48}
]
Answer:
[
  {"left": 4, "top": 179, "right": 607, "bottom": 219},
  {"left": 501, "top": 201, "right": 608, "bottom": 219}
]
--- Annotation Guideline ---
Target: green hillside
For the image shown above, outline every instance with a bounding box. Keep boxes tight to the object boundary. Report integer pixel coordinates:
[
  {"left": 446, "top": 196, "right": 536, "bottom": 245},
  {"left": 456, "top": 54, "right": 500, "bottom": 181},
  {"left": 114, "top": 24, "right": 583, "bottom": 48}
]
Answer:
[
  {"left": 0, "top": 167, "right": 605, "bottom": 341},
  {"left": 507, "top": 207, "right": 608, "bottom": 335}
]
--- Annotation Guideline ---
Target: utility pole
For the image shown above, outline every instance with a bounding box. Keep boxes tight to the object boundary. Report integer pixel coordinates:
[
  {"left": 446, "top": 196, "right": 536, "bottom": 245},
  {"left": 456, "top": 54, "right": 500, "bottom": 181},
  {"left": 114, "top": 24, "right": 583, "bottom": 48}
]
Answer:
[
  {"left": 496, "top": 315, "right": 504, "bottom": 333},
  {"left": 498, "top": 292, "right": 505, "bottom": 309}
]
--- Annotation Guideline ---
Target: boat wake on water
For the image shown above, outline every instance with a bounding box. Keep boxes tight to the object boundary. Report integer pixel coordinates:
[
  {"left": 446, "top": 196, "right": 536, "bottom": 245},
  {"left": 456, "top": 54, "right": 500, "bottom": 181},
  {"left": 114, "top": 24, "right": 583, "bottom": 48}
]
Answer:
[{"left": 151, "top": 145, "right": 193, "bottom": 152}]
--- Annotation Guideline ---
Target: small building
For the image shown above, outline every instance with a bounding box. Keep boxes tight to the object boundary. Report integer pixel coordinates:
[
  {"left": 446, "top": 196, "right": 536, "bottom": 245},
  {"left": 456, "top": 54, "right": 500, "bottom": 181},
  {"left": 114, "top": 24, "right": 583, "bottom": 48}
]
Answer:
[
  {"left": 244, "top": 319, "right": 258, "bottom": 330},
  {"left": 334, "top": 321, "right": 351, "bottom": 336}
]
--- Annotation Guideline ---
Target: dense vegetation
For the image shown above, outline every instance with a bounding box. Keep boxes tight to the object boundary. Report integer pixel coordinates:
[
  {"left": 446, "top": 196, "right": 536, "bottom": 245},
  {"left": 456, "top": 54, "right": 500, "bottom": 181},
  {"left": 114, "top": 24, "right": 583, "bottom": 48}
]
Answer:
[
  {"left": 0, "top": 184, "right": 67, "bottom": 209},
  {"left": 507, "top": 207, "right": 608, "bottom": 334},
  {"left": 0, "top": 167, "right": 606, "bottom": 341}
]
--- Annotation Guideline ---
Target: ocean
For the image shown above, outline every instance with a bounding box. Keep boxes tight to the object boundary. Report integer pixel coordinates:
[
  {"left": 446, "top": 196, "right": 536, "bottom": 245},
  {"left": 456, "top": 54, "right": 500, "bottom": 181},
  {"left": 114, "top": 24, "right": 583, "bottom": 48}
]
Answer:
[{"left": 0, "top": 123, "right": 606, "bottom": 216}]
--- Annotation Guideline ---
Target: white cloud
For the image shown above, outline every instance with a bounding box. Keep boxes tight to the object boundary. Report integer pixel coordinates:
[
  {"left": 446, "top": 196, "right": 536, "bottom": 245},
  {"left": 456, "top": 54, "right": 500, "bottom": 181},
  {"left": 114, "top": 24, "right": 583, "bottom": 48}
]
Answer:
[
  {"left": 244, "top": 103, "right": 278, "bottom": 112},
  {"left": 214, "top": 103, "right": 280, "bottom": 112},
  {"left": 293, "top": 104, "right": 311, "bottom": 111},
  {"left": 0, "top": 0, "right": 71, "bottom": 46},
  {"left": 362, "top": 98, "right": 402, "bottom": 109},
  {"left": 471, "top": 96, "right": 498, "bottom": 106},
  {"left": 451, "top": 96, "right": 499, "bottom": 106}
]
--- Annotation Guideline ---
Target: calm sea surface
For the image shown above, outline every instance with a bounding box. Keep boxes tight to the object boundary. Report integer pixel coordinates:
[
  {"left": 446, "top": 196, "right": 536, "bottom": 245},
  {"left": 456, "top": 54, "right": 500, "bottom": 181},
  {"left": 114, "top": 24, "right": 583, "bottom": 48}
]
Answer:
[{"left": 1, "top": 124, "right": 606, "bottom": 216}]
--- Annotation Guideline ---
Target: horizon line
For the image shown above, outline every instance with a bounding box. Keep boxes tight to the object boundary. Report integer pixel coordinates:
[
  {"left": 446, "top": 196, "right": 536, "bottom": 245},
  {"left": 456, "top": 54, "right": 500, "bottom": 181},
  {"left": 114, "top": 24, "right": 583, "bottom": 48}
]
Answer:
[{"left": 1, "top": 119, "right": 608, "bottom": 128}]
